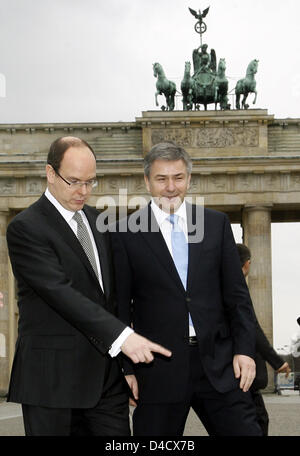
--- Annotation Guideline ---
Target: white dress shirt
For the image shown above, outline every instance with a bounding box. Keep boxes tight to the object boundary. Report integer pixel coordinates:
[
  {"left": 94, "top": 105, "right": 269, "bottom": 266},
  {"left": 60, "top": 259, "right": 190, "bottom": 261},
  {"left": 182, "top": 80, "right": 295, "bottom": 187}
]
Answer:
[
  {"left": 45, "top": 188, "right": 104, "bottom": 290},
  {"left": 45, "top": 189, "right": 133, "bottom": 357},
  {"left": 150, "top": 199, "right": 196, "bottom": 337}
]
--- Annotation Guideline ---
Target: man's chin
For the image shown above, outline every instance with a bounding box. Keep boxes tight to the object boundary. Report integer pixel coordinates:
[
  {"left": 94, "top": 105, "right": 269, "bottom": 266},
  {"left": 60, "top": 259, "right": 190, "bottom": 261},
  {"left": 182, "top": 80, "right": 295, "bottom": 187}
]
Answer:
[
  {"left": 154, "top": 197, "right": 182, "bottom": 214},
  {"left": 70, "top": 200, "right": 86, "bottom": 211}
]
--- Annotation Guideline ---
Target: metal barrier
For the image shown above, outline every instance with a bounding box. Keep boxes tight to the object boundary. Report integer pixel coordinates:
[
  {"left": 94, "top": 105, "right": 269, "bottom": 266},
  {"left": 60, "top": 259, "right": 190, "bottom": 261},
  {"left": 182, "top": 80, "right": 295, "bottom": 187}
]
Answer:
[{"left": 274, "top": 372, "right": 300, "bottom": 394}]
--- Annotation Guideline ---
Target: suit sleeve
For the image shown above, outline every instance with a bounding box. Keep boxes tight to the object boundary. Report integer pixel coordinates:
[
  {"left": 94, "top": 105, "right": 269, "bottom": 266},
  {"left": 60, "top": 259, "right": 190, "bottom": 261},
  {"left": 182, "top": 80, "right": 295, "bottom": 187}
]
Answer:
[
  {"left": 221, "top": 215, "right": 256, "bottom": 358},
  {"left": 256, "top": 320, "right": 284, "bottom": 370},
  {"left": 110, "top": 230, "right": 136, "bottom": 375},
  {"left": 6, "top": 218, "right": 126, "bottom": 354}
]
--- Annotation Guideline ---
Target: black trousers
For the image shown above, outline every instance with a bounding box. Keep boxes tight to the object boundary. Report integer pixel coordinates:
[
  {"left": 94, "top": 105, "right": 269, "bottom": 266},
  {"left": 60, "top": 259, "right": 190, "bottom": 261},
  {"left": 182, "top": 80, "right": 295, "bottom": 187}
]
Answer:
[
  {"left": 133, "top": 346, "right": 262, "bottom": 436},
  {"left": 22, "top": 358, "right": 130, "bottom": 436},
  {"left": 251, "top": 390, "right": 269, "bottom": 436}
]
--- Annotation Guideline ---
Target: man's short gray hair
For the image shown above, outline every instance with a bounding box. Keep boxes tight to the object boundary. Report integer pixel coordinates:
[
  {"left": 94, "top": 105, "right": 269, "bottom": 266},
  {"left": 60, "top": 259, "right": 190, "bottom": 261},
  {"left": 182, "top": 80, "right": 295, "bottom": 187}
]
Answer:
[{"left": 144, "top": 142, "right": 192, "bottom": 177}]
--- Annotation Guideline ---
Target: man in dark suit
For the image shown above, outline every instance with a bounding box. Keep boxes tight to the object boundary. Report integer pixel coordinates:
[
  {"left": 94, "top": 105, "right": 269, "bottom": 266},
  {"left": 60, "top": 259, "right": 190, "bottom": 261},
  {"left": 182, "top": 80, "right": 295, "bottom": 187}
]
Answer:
[
  {"left": 111, "top": 141, "right": 262, "bottom": 436},
  {"left": 6, "top": 136, "right": 171, "bottom": 436},
  {"left": 236, "top": 243, "right": 291, "bottom": 435}
]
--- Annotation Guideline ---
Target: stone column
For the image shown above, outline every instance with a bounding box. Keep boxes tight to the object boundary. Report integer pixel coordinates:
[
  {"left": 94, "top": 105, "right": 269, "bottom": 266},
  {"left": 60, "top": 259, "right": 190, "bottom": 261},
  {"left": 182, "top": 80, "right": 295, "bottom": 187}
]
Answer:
[
  {"left": 242, "top": 204, "right": 274, "bottom": 390},
  {"left": 0, "top": 210, "right": 10, "bottom": 395}
]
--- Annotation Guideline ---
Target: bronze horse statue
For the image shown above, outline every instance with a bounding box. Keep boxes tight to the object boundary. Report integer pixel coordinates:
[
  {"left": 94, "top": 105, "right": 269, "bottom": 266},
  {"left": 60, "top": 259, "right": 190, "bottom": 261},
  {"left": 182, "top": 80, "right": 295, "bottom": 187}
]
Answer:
[
  {"left": 153, "top": 62, "right": 176, "bottom": 111},
  {"left": 235, "top": 59, "right": 259, "bottom": 109},
  {"left": 214, "top": 58, "right": 230, "bottom": 110},
  {"left": 181, "top": 61, "right": 195, "bottom": 110}
]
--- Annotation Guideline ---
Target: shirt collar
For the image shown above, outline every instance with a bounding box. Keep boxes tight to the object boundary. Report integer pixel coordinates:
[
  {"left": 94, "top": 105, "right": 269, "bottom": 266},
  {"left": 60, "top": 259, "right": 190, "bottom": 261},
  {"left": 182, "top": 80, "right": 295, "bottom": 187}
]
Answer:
[
  {"left": 150, "top": 198, "right": 187, "bottom": 227},
  {"left": 45, "top": 188, "right": 78, "bottom": 224}
]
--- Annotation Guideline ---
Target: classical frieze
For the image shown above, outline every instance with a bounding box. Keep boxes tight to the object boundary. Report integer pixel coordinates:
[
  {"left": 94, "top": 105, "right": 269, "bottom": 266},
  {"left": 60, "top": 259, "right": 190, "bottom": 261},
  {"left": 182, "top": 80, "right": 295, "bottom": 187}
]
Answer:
[
  {"left": 1, "top": 172, "right": 300, "bottom": 198},
  {"left": 151, "top": 126, "right": 259, "bottom": 149}
]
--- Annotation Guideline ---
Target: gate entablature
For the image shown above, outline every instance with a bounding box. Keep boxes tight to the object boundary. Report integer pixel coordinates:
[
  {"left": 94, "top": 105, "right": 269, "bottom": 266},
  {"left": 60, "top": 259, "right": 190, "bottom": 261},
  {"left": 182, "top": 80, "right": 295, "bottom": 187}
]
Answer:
[{"left": 137, "top": 109, "right": 273, "bottom": 159}]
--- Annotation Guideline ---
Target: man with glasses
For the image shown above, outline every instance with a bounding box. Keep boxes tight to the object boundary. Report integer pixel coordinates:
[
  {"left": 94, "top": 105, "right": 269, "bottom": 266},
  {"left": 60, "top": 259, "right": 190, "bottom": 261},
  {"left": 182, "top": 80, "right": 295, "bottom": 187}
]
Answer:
[{"left": 6, "top": 136, "right": 171, "bottom": 436}]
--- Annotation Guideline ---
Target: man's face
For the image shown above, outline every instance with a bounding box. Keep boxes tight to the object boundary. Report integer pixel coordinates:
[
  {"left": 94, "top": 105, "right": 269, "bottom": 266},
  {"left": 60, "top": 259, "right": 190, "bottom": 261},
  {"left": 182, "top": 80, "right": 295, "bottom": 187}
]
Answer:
[
  {"left": 144, "top": 159, "right": 191, "bottom": 213},
  {"left": 46, "top": 146, "right": 96, "bottom": 212},
  {"left": 242, "top": 259, "right": 251, "bottom": 277}
]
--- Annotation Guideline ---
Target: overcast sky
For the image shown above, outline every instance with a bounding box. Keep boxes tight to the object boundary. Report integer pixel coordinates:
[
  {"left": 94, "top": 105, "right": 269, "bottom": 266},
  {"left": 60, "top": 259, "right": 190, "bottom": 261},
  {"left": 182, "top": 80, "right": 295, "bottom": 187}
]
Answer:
[
  {"left": 0, "top": 0, "right": 299, "bottom": 349},
  {"left": 0, "top": 0, "right": 300, "bottom": 123}
]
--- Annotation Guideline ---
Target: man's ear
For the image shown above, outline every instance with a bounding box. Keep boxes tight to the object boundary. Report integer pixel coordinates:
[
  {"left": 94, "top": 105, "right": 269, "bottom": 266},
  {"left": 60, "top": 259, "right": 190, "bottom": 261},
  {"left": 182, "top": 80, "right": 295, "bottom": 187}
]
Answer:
[
  {"left": 46, "top": 164, "right": 55, "bottom": 184},
  {"left": 144, "top": 174, "right": 150, "bottom": 193},
  {"left": 187, "top": 173, "right": 191, "bottom": 190}
]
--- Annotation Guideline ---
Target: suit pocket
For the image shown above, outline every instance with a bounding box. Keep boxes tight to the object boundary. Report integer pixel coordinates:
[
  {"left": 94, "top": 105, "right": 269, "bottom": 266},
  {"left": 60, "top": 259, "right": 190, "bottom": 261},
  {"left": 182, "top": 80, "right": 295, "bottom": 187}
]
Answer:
[
  {"left": 30, "top": 336, "right": 75, "bottom": 393},
  {"left": 31, "top": 335, "right": 75, "bottom": 350}
]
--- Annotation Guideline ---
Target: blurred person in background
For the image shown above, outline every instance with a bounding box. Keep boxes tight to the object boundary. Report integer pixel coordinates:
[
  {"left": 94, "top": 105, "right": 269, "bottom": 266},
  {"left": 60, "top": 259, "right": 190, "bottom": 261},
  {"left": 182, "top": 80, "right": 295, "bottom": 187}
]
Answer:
[{"left": 237, "top": 243, "right": 291, "bottom": 436}]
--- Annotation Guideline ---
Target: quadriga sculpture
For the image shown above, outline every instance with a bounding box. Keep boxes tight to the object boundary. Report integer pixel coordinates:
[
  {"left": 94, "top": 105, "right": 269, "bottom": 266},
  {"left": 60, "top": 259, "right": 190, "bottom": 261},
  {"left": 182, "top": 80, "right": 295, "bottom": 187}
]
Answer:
[{"left": 180, "top": 57, "right": 229, "bottom": 111}]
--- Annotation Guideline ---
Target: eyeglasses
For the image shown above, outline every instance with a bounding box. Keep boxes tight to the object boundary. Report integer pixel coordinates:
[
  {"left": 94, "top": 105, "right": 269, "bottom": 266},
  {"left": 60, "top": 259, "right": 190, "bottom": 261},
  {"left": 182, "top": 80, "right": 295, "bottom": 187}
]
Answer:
[{"left": 53, "top": 168, "right": 98, "bottom": 189}]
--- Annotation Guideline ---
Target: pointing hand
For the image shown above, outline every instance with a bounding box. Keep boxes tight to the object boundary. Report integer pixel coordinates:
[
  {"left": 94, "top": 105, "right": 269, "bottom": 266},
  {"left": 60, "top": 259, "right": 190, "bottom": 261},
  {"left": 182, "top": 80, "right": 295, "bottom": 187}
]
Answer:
[{"left": 121, "top": 333, "right": 172, "bottom": 364}]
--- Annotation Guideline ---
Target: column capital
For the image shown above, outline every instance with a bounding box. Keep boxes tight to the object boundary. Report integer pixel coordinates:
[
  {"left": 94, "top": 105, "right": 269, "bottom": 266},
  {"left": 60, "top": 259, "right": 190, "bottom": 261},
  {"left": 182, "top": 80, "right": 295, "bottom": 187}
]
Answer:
[
  {"left": 243, "top": 203, "right": 273, "bottom": 213},
  {"left": 0, "top": 208, "right": 9, "bottom": 216}
]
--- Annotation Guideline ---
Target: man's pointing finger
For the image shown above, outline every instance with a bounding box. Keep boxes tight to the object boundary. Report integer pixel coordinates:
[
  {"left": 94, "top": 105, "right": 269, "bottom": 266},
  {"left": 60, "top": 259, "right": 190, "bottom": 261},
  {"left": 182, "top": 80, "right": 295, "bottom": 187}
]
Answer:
[{"left": 148, "top": 342, "right": 172, "bottom": 358}]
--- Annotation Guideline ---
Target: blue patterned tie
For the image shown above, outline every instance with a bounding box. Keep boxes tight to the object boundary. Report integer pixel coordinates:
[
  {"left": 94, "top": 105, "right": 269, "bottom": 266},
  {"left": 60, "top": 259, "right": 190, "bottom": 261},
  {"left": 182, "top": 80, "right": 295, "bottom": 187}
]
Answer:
[
  {"left": 169, "top": 214, "right": 194, "bottom": 330},
  {"left": 169, "top": 214, "right": 188, "bottom": 288}
]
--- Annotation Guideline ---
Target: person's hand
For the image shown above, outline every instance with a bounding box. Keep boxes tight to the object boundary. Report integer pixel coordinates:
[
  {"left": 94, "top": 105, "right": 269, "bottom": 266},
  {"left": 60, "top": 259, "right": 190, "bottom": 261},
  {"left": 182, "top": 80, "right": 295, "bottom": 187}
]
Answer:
[
  {"left": 126, "top": 374, "right": 139, "bottom": 407},
  {"left": 0, "top": 292, "right": 3, "bottom": 308},
  {"left": 121, "top": 333, "right": 172, "bottom": 364},
  {"left": 276, "top": 362, "right": 291, "bottom": 378},
  {"left": 233, "top": 354, "right": 256, "bottom": 392}
]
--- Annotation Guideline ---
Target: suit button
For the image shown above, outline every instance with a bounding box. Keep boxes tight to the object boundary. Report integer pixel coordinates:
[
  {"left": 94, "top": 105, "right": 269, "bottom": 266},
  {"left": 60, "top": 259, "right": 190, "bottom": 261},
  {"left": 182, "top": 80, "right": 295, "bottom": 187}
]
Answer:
[{"left": 186, "top": 297, "right": 191, "bottom": 302}]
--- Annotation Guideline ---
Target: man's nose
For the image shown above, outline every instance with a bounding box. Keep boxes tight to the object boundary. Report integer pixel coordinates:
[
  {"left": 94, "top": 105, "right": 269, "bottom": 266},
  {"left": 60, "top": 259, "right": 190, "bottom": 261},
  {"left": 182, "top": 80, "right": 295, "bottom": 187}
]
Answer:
[
  {"left": 78, "top": 183, "right": 88, "bottom": 195},
  {"left": 165, "top": 179, "right": 176, "bottom": 191}
]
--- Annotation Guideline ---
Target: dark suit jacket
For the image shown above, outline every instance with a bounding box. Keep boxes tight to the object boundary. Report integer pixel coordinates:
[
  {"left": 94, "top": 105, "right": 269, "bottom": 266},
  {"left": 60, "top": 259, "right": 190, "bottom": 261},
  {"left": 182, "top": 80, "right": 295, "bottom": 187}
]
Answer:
[
  {"left": 6, "top": 194, "right": 126, "bottom": 408},
  {"left": 251, "top": 321, "right": 284, "bottom": 391},
  {"left": 111, "top": 203, "right": 256, "bottom": 403}
]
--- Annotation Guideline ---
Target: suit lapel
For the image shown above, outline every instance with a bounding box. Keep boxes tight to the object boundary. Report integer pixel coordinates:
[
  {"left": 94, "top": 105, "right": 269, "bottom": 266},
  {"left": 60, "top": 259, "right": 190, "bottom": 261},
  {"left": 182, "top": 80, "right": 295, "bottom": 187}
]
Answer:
[
  {"left": 38, "top": 194, "right": 103, "bottom": 293},
  {"left": 186, "top": 203, "right": 205, "bottom": 291},
  {"left": 139, "top": 204, "right": 186, "bottom": 293}
]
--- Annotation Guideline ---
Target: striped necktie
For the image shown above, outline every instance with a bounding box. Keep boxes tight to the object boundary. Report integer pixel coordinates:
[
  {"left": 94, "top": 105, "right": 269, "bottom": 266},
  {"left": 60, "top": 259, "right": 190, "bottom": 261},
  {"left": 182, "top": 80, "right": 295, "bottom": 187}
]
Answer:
[{"left": 73, "top": 211, "right": 98, "bottom": 278}]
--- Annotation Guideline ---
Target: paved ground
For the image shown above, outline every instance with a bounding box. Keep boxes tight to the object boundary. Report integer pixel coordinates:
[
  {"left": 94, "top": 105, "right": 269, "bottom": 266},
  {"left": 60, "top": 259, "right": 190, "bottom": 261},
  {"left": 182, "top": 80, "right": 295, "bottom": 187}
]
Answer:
[
  {"left": 0, "top": 391, "right": 299, "bottom": 436},
  {"left": 184, "top": 391, "right": 300, "bottom": 436}
]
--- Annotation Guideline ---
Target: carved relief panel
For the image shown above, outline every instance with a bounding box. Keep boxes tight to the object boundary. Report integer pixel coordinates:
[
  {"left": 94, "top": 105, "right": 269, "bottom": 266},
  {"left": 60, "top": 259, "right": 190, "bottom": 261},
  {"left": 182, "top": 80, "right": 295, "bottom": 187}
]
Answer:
[
  {"left": 150, "top": 127, "right": 259, "bottom": 149},
  {"left": 0, "top": 179, "right": 16, "bottom": 195}
]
